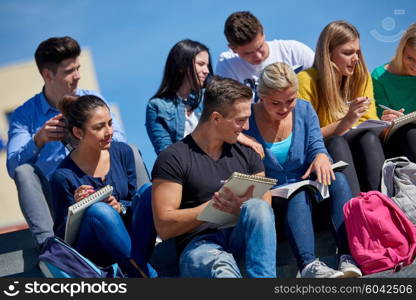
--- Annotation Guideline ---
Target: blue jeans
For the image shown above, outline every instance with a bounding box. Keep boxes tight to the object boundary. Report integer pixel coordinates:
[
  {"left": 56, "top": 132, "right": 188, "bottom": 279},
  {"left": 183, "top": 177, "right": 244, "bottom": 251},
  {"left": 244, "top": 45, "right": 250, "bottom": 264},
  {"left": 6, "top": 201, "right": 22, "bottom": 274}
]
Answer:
[
  {"left": 284, "top": 172, "right": 352, "bottom": 270},
  {"left": 179, "top": 199, "right": 276, "bottom": 278},
  {"left": 75, "top": 185, "right": 157, "bottom": 277}
]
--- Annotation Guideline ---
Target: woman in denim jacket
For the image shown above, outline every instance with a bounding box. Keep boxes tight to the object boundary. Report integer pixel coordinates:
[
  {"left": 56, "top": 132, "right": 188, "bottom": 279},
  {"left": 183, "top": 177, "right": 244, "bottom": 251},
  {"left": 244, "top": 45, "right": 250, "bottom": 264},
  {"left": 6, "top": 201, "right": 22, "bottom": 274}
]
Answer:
[
  {"left": 146, "top": 40, "right": 265, "bottom": 157},
  {"left": 244, "top": 62, "right": 361, "bottom": 278},
  {"left": 146, "top": 39, "right": 212, "bottom": 154}
]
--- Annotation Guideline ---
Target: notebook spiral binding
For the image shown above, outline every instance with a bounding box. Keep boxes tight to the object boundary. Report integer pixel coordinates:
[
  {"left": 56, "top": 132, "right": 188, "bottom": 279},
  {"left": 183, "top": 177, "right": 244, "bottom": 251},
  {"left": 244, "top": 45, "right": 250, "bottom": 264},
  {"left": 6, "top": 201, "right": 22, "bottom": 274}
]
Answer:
[
  {"left": 395, "top": 111, "right": 416, "bottom": 124},
  {"left": 71, "top": 185, "right": 113, "bottom": 212},
  {"left": 382, "top": 110, "right": 416, "bottom": 141},
  {"left": 228, "top": 172, "right": 277, "bottom": 185}
]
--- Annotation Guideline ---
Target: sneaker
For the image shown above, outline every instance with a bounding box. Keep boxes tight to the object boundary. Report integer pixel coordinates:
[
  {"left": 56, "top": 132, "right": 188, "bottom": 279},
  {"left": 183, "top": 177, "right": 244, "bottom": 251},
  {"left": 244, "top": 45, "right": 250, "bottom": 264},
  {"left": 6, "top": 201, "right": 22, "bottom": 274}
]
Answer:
[
  {"left": 301, "top": 259, "right": 344, "bottom": 278},
  {"left": 338, "top": 255, "right": 362, "bottom": 277}
]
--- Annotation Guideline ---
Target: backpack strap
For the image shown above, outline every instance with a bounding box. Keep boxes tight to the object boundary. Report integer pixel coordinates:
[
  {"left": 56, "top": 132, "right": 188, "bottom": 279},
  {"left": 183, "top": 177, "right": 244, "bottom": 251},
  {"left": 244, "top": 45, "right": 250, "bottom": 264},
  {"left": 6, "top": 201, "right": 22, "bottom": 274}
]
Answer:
[{"left": 129, "top": 259, "right": 149, "bottom": 278}]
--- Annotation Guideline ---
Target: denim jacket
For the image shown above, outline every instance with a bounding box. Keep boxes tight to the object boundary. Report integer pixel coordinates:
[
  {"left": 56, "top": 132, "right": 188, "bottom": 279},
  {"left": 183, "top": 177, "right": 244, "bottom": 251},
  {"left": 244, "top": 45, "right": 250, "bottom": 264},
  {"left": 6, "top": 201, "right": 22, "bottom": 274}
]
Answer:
[
  {"left": 145, "top": 96, "right": 203, "bottom": 154},
  {"left": 244, "top": 99, "right": 329, "bottom": 186}
]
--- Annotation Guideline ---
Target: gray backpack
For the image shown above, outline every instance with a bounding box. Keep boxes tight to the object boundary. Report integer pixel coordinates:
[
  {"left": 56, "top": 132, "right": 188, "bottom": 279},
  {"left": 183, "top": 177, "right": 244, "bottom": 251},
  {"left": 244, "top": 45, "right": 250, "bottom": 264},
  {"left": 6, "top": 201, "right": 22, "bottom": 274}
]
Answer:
[{"left": 381, "top": 156, "right": 416, "bottom": 225}]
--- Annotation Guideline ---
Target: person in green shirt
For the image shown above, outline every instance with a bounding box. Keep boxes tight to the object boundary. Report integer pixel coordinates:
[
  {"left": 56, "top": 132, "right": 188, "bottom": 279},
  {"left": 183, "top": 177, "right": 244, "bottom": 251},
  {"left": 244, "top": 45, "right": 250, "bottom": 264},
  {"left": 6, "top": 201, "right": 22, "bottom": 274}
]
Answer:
[{"left": 372, "top": 23, "right": 416, "bottom": 161}]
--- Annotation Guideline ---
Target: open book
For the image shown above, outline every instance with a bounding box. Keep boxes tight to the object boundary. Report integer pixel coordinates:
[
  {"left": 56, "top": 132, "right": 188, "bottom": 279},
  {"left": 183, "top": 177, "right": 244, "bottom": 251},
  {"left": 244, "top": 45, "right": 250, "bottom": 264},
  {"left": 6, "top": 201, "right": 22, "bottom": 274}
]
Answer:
[
  {"left": 270, "top": 161, "right": 348, "bottom": 202},
  {"left": 271, "top": 179, "right": 329, "bottom": 201},
  {"left": 197, "top": 173, "right": 277, "bottom": 228},
  {"left": 380, "top": 111, "right": 416, "bottom": 142},
  {"left": 64, "top": 185, "right": 113, "bottom": 245}
]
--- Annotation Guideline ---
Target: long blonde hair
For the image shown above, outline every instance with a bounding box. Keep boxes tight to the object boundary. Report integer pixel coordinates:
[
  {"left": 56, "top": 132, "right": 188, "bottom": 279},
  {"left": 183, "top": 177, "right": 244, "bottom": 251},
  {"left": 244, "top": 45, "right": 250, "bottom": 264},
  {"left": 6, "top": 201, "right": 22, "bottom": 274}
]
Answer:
[
  {"left": 390, "top": 23, "right": 416, "bottom": 75},
  {"left": 257, "top": 62, "right": 298, "bottom": 97},
  {"left": 314, "top": 21, "right": 369, "bottom": 123}
]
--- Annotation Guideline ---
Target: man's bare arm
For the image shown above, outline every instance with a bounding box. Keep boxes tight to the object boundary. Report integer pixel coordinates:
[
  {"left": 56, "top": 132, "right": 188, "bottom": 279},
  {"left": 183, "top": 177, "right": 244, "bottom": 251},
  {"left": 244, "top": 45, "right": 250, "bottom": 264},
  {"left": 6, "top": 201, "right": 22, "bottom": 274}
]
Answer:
[{"left": 152, "top": 178, "right": 209, "bottom": 240}]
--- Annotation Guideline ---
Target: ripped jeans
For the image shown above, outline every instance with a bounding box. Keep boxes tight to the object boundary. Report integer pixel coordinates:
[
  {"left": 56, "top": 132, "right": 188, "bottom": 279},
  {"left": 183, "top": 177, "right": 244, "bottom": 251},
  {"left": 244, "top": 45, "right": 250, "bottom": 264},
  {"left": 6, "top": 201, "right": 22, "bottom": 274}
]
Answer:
[{"left": 179, "top": 199, "right": 276, "bottom": 278}]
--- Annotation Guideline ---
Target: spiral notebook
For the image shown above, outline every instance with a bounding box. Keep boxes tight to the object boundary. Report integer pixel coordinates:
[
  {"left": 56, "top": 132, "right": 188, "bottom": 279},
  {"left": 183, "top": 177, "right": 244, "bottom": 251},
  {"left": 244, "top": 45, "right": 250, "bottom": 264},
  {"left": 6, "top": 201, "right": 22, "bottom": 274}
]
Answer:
[
  {"left": 197, "top": 172, "right": 277, "bottom": 228},
  {"left": 64, "top": 185, "right": 113, "bottom": 245},
  {"left": 381, "top": 111, "right": 416, "bottom": 142}
]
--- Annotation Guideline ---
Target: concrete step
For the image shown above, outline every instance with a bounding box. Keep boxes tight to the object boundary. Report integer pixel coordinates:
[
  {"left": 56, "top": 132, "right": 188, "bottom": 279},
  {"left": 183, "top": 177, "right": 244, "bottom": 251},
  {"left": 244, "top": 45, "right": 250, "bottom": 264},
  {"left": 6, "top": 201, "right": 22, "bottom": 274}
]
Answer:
[
  {"left": 2, "top": 228, "right": 414, "bottom": 278},
  {"left": 276, "top": 230, "right": 338, "bottom": 277},
  {"left": 363, "top": 262, "right": 416, "bottom": 278},
  {"left": 0, "top": 248, "right": 42, "bottom": 277},
  {"left": 0, "top": 229, "right": 43, "bottom": 277},
  {"left": 151, "top": 230, "right": 339, "bottom": 278}
]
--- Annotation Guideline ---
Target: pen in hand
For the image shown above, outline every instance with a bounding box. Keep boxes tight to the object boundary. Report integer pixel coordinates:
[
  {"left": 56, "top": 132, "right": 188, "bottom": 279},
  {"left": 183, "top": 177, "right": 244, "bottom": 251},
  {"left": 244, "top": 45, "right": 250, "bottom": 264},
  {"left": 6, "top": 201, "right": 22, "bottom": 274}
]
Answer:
[
  {"left": 378, "top": 104, "right": 404, "bottom": 112},
  {"left": 378, "top": 104, "right": 405, "bottom": 121}
]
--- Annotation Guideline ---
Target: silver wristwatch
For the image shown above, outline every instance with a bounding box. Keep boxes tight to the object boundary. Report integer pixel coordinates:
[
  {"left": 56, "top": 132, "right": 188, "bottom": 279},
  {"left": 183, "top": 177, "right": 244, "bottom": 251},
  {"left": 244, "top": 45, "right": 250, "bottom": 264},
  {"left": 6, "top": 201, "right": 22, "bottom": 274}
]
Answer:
[{"left": 119, "top": 202, "right": 127, "bottom": 215}]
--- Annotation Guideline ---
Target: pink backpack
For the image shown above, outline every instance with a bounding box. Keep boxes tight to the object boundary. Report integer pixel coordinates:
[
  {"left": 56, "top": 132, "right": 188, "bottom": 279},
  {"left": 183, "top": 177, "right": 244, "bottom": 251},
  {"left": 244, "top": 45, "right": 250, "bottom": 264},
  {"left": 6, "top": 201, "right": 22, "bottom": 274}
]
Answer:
[{"left": 343, "top": 191, "right": 416, "bottom": 275}]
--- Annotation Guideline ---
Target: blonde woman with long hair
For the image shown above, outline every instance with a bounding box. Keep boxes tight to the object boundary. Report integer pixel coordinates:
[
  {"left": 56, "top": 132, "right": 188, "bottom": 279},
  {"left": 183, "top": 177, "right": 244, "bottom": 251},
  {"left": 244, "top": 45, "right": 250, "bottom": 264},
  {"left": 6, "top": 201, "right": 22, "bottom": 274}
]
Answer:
[
  {"left": 244, "top": 62, "right": 361, "bottom": 278},
  {"left": 298, "top": 21, "right": 388, "bottom": 195},
  {"left": 372, "top": 23, "right": 416, "bottom": 161}
]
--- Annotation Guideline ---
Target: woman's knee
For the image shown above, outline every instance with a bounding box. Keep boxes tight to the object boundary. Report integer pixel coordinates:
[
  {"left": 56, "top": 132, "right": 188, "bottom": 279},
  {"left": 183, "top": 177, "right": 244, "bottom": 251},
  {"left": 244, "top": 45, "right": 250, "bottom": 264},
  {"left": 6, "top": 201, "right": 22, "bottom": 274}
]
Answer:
[
  {"left": 84, "top": 202, "right": 120, "bottom": 224},
  {"left": 332, "top": 172, "right": 352, "bottom": 194},
  {"left": 333, "top": 172, "right": 349, "bottom": 186},
  {"left": 325, "top": 135, "right": 349, "bottom": 150},
  {"left": 357, "top": 130, "right": 382, "bottom": 148},
  {"left": 324, "top": 136, "right": 353, "bottom": 163},
  {"left": 285, "top": 190, "right": 312, "bottom": 220},
  {"left": 14, "top": 164, "right": 38, "bottom": 185},
  {"left": 287, "top": 190, "right": 311, "bottom": 207}
]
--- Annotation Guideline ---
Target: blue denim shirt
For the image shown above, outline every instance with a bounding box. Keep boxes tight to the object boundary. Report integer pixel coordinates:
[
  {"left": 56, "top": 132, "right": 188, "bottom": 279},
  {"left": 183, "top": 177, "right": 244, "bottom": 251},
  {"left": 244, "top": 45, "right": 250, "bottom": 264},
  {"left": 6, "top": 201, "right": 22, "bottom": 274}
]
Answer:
[
  {"left": 7, "top": 89, "right": 127, "bottom": 179},
  {"left": 145, "top": 96, "right": 203, "bottom": 154},
  {"left": 244, "top": 99, "right": 329, "bottom": 187}
]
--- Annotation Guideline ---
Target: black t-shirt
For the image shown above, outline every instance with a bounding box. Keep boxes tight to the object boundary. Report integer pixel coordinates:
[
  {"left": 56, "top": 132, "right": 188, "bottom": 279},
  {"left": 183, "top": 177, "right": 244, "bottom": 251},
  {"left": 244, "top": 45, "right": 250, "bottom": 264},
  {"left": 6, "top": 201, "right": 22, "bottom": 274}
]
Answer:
[
  {"left": 152, "top": 135, "right": 264, "bottom": 249},
  {"left": 152, "top": 135, "right": 264, "bottom": 210}
]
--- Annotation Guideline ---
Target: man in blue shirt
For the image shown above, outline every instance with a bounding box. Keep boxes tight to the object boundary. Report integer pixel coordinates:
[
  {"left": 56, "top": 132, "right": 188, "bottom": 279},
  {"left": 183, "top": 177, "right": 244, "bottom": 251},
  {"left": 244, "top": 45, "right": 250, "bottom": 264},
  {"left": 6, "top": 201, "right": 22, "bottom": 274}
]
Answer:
[
  {"left": 0, "top": 136, "right": 5, "bottom": 151},
  {"left": 6, "top": 36, "right": 126, "bottom": 247}
]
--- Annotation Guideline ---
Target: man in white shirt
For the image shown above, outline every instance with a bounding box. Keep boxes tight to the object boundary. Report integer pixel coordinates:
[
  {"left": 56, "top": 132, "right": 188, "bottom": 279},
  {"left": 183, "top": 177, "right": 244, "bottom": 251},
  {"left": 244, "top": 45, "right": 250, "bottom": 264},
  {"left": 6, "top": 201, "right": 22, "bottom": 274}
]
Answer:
[{"left": 216, "top": 11, "right": 314, "bottom": 102}]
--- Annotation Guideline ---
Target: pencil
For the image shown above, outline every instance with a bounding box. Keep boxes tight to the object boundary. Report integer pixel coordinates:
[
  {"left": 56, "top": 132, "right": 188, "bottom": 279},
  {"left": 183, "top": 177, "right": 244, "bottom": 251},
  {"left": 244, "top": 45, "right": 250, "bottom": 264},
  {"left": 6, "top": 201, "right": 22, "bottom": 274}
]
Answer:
[{"left": 347, "top": 98, "right": 373, "bottom": 105}]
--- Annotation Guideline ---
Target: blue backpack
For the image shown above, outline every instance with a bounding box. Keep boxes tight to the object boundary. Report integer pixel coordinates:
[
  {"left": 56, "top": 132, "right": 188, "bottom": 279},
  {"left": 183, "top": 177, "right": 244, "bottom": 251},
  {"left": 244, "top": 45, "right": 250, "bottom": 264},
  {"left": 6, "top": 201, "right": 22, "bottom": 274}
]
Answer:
[{"left": 38, "top": 237, "right": 125, "bottom": 278}]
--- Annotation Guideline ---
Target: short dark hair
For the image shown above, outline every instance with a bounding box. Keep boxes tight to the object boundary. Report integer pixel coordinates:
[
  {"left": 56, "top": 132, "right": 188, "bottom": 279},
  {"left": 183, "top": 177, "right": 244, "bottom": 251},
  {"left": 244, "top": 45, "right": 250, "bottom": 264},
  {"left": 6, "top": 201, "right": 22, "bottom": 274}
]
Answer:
[
  {"left": 224, "top": 11, "right": 263, "bottom": 47},
  {"left": 200, "top": 76, "right": 252, "bottom": 122},
  {"left": 35, "top": 36, "right": 81, "bottom": 74},
  {"left": 59, "top": 95, "right": 109, "bottom": 138}
]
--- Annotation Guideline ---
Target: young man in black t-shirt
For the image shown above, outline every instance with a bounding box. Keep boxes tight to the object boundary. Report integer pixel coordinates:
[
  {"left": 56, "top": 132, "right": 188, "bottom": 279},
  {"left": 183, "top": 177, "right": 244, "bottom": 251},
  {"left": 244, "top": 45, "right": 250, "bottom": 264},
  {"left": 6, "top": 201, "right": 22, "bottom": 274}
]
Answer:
[{"left": 152, "top": 76, "right": 276, "bottom": 278}]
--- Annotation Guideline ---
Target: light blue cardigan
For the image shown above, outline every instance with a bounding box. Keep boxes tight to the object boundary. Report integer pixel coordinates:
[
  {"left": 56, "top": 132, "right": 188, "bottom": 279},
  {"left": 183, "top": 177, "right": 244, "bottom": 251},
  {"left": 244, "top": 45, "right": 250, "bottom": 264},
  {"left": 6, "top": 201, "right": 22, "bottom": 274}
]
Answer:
[{"left": 244, "top": 99, "right": 330, "bottom": 187}]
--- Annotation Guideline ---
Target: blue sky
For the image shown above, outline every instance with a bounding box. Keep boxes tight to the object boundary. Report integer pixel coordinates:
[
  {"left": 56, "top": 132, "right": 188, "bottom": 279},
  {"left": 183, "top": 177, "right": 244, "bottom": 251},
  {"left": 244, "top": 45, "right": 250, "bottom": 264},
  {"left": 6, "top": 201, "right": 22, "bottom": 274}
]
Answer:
[{"left": 1, "top": 0, "right": 415, "bottom": 171}]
